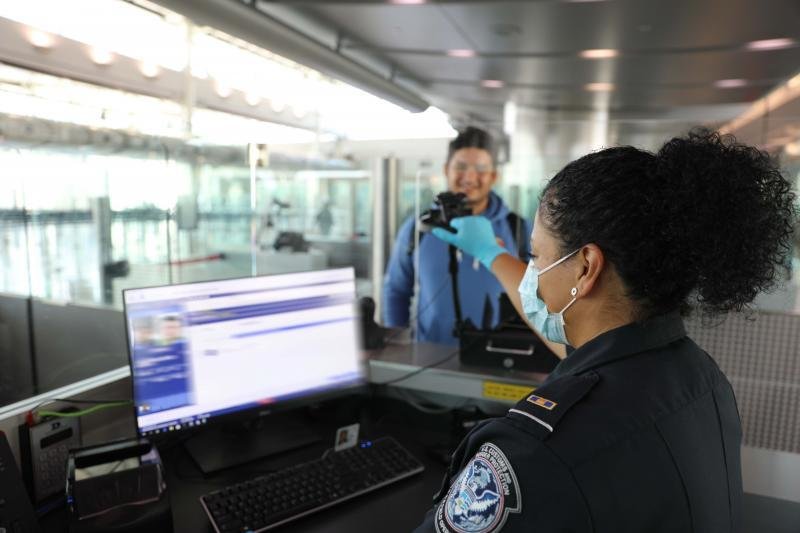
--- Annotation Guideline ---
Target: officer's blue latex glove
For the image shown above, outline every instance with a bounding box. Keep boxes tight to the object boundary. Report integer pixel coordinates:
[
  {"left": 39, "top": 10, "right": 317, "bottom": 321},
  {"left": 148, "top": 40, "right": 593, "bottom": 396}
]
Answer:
[{"left": 431, "top": 216, "right": 508, "bottom": 270}]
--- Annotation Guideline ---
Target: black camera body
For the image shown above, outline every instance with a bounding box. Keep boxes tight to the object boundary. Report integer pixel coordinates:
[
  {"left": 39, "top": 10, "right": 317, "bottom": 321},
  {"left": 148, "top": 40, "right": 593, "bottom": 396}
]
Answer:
[{"left": 419, "top": 192, "right": 472, "bottom": 233}]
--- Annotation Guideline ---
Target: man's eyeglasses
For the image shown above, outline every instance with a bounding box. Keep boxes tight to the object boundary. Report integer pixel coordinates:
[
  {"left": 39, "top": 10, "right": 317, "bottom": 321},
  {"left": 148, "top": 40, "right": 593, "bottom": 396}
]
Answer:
[{"left": 450, "top": 161, "right": 494, "bottom": 174}]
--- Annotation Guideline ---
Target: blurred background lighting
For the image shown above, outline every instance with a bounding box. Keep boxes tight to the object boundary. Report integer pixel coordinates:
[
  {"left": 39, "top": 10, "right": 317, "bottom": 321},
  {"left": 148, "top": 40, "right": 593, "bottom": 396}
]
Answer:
[
  {"left": 139, "top": 62, "right": 160, "bottom": 78},
  {"left": 28, "top": 29, "right": 54, "bottom": 49},
  {"left": 585, "top": 82, "right": 614, "bottom": 91},
  {"left": 89, "top": 47, "right": 114, "bottom": 66},
  {"left": 481, "top": 79, "right": 504, "bottom": 88},
  {"left": 580, "top": 49, "right": 618, "bottom": 59},
  {"left": 214, "top": 81, "right": 233, "bottom": 98},
  {"left": 715, "top": 78, "right": 747, "bottom": 88},
  {"left": 269, "top": 98, "right": 287, "bottom": 113},
  {"left": 447, "top": 49, "right": 476, "bottom": 58},
  {"left": 746, "top": 38, "right": 796, "bottom": 51},
  {"left": 784, "top": 141, "right": 800, "bottom": 157}
]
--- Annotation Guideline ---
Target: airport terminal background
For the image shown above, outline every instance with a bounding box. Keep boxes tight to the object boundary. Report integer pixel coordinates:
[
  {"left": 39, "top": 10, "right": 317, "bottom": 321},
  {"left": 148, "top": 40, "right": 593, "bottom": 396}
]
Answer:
[{"left": 0, "top": 0, "right": 800, "bottom": 532}]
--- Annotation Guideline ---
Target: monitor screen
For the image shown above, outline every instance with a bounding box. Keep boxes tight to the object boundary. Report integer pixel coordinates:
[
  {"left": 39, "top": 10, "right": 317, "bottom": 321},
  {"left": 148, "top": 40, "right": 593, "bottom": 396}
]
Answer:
[{"left": 123, "top": 268, "right": 364, "bottom": 437}]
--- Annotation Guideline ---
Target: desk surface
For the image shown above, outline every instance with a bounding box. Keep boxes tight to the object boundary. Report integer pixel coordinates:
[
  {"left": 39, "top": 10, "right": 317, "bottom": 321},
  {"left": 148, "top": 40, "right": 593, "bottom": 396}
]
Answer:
[
  {"left": 40, "top": 395, "right": 454, "bottom": 533},
  {"left": 36, "top": 343, "right": 800, "bottom": 532},
  {"left": 163, "top": 400, "right": 448, "bottom": 533},
  {"left": 368, "top": 341, "right": 548, "bottom": 402}
]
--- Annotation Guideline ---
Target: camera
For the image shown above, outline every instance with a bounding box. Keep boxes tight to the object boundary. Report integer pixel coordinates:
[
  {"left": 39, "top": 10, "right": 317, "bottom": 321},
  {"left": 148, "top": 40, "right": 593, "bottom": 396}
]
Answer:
[{"left": 419, "top": 192, "right": 473, "bottom": 233}]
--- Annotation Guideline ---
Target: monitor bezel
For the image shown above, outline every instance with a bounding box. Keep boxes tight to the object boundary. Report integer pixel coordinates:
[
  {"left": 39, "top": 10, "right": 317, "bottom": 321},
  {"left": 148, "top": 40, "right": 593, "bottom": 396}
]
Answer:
[{"left": 121, "top": 267, "right": 367, "bottom": 441}]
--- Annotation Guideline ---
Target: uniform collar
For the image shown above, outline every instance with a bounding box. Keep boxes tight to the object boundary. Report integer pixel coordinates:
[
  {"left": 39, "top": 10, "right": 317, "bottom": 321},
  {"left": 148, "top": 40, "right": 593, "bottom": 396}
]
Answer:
[{"left": 549, "top": 311, "right": 687, "bottom": 378}]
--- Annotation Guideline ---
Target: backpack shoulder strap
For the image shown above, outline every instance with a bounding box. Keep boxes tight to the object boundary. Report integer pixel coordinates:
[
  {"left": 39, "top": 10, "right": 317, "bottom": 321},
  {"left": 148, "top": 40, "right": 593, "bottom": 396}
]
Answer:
[
  {"left": 506, "top": 211, "right": 526, "bottom": 259},
  {"left": 406, "top": 228, "right": 425, "bottom": 256}
]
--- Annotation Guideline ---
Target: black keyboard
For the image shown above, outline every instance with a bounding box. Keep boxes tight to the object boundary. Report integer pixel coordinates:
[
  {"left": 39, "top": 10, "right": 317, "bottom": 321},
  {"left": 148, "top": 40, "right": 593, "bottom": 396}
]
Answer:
[{"left": 200, "top": 437, "right": 424, "bottom": 532}]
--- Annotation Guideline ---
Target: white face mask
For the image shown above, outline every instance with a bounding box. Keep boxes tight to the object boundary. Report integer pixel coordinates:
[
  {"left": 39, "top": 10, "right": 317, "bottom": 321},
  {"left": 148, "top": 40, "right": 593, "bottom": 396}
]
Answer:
[{"left": 518, "top": 249, "right": 580, "bottom": 345}]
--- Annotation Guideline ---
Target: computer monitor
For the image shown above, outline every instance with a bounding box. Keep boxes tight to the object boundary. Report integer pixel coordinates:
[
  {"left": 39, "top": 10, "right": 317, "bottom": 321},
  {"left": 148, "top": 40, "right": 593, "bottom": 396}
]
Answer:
[{"left": 122, "top": 267, "right": 365, "bottom": 441}]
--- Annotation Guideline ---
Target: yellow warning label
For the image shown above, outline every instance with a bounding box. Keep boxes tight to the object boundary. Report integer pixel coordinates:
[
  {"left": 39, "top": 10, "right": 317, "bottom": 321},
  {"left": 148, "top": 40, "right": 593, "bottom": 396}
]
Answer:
[{"left": 482, "top": 381, "right": 535, "bottom": 402}]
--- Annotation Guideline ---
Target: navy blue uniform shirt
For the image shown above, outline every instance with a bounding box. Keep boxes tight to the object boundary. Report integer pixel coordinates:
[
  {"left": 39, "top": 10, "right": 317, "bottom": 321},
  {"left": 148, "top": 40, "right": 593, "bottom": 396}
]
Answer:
[{"left": 414, "top": 312, "right": 743, "bottom": 533}]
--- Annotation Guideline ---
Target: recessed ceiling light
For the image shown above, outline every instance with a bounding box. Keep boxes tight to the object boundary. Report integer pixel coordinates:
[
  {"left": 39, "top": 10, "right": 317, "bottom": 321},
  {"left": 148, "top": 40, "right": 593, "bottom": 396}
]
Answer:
[
  {"left": 191, "top": 64, "right": 209, "bottom": 79},
  {"left": 270, "top": 98, "right": 287, "bottom": 113},
  {"left": 89, "top": 48, "right": 114, "bottom": 66},
  {"left": 28, "top": 30, "right": 54, "bottom": 49},
  {"left": 388, "top": 0, "right": 426, "bottom": 4},
  {"left": 447, "top": 49, "right": 476, "bottom": 58},
  {"left": 580, "top": 49, "right": 618, "bottom": 59},
  {"left": 481, "top": 79, "right": 505, "bottom": 88},
  {"left": 215, "top": 81, "right": 233, "bottom": 98},
  {"left": 245, "top": 93, "right": 261, "bottom": 106},
  {"left": 746, "top": 38, "right": 796, "bottom": 51},
  {"left": 585, "top": 82, "right": 614, "bottom": 91},
  {"left": 139, "top": 62, "right": 160, "bottom": 79},
  {"left": 292, "top": 105, "right": 308, "bottom": 119},
  {"left": 714, "top": 79, "right": 747, "bottom": 88}
]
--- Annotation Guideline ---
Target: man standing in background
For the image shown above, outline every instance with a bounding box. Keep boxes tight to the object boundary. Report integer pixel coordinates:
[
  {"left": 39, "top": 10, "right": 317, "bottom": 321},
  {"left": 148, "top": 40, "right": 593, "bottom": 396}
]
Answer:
[{"left": 382, "top": 126, "right": 531, "bottom": 345}]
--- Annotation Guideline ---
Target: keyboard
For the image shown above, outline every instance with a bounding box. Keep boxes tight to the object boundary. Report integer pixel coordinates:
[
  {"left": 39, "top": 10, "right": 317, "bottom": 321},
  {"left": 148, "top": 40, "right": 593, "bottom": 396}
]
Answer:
[{"left": 200, "top": 436, "right": 425, "bottom": 532}]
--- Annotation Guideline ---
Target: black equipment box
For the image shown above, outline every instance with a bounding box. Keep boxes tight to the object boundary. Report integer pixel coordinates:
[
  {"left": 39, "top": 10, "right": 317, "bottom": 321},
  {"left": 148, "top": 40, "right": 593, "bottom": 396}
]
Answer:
[
  {"left": 459, "top": 322, "right": 560, "bottom": 373},
  {"left": 66, "top": 438, "right": 172, "bottom": 533},
  {"left": 19, "top": 415, "right": 82, "bottom": 504},
  {"left": 0, "top": 431, "right": 41, "bottom": 533}
]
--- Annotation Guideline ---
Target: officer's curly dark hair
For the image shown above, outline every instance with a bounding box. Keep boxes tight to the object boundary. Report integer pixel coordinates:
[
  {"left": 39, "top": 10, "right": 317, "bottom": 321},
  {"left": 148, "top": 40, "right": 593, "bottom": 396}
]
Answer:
[{"left": 539, "top": 128, "right": 798, "bottom": 319}]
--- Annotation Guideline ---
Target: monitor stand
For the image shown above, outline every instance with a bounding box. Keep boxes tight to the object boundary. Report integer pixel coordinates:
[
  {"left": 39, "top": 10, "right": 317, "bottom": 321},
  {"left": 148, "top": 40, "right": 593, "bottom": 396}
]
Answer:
[{"left": 184, "top": 413, "right": 320, "bottom": 475}]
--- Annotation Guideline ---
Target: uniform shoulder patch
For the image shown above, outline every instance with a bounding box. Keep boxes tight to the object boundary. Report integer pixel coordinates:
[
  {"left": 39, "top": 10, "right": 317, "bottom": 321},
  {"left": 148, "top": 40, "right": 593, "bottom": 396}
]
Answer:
[
  {"left": 435, "top": 442, "right": 521, "bottom": 533},
  {"left": 507, "top": 371, "right": 599, "bottom": 439}
]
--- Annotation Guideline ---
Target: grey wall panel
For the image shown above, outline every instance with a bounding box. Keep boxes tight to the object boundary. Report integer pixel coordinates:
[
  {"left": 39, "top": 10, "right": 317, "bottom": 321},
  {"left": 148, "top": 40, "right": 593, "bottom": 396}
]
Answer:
[
  {"left": 0, "top": 293, "right": 35, "bottom": 406},
  {"left": 686, "top": 311, "right": 800, "bottom": 454},
  {"left": 31, "top": 300, "right": 129, "bottom": 393}
]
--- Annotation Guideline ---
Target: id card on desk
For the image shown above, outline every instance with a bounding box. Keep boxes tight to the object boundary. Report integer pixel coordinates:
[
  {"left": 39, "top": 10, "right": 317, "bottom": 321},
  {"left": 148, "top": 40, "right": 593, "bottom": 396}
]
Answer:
[{"left": 334, "top": 423, "right": 360, "bottom": 451}]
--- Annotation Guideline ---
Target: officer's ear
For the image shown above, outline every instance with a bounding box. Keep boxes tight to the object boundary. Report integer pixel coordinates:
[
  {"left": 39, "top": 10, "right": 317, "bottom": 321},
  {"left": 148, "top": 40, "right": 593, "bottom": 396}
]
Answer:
[{"left": 574, "top": 244, "right": 604, "bottom": 298}]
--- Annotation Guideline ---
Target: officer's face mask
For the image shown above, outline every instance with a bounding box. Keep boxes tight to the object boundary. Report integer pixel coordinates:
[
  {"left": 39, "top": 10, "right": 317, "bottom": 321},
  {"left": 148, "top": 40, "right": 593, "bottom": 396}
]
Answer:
[{"left": 518, "top": 248, "right": 580, "bottom": 345}]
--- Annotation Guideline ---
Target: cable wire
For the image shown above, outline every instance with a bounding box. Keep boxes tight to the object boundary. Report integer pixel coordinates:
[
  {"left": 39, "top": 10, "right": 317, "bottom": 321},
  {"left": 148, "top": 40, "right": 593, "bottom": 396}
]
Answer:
[
  {"left": 374, "top": 347, "right": 461, "bottom": 386},
  {"left": 30, "top": 397, "right": 130, "bottom": 413},
  {"left": 35, "top": 401, "right": 132, "bottom": 419}
]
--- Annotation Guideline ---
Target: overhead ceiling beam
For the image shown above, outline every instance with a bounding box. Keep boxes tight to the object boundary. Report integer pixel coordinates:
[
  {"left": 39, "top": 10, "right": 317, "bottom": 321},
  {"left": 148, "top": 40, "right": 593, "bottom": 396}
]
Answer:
[{"left": 151, "top": 0, "right": 430, "bottom": 112}]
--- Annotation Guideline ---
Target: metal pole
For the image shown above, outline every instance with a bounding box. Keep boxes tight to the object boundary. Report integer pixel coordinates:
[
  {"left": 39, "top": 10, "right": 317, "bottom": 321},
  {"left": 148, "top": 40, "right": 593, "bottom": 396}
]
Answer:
[{"left": 370, "top": 156, "right": 399, "bottom": 317}]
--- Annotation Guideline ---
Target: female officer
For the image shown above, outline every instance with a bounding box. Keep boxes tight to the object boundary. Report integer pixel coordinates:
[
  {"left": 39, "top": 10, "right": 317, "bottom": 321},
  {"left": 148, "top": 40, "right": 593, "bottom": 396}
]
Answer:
[{"left": 414, "top": 129, "right": 797, "bottom": 533}]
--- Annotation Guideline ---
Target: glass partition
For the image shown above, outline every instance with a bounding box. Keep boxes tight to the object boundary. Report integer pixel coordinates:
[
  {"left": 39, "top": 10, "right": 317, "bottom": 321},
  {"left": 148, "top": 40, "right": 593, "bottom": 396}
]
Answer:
[
  {"left": 0, "top": 0, "right": 456, "bottom": 409},
  {"left": 0, "top": 138, "right": 377, "bottom": 407}
]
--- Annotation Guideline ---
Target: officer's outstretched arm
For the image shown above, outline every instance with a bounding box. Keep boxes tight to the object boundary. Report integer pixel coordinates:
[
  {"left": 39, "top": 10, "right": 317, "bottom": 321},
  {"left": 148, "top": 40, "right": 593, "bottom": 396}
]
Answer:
[{"left": 432, "top": 217, "right": 566, "bottom": 359}]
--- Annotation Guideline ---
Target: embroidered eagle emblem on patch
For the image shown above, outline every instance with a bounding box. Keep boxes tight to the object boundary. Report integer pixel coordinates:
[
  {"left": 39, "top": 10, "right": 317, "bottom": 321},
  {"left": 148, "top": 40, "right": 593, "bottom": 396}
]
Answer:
[
  {"left": 435, "top": 443, "right": 521, "bottom": 533},
  {"left": 526, "top": 394, "right": 557, "bottom": 410}
]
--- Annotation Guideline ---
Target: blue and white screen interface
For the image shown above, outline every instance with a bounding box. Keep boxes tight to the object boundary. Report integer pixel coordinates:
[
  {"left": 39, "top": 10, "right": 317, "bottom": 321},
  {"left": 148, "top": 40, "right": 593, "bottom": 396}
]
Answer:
[{"left": 123, "top": 268, "right": 363, "bottom": 436}]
